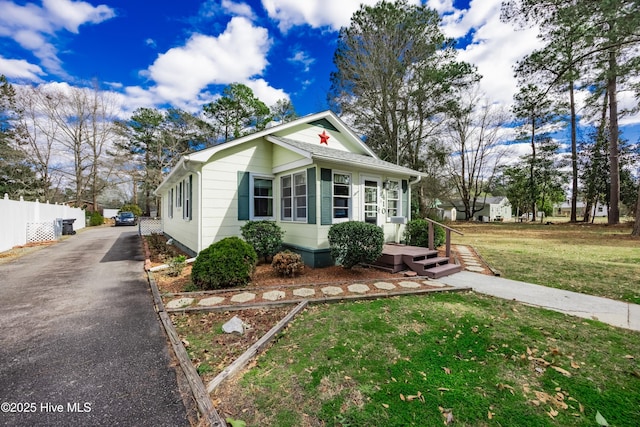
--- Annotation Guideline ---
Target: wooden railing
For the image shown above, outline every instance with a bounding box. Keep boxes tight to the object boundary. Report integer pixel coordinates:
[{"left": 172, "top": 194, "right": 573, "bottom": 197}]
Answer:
[{"left": 424, "top": 218, "right": 464, "bottom": 258}]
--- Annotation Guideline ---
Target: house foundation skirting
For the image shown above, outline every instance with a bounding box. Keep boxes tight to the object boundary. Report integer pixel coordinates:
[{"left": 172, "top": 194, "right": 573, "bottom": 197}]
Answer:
[
  {"left": 282, "top": 243, "right": 333, "bottom": 268},
  {"left": 163, "top": 235, "right": 333, "bottom": 268}
]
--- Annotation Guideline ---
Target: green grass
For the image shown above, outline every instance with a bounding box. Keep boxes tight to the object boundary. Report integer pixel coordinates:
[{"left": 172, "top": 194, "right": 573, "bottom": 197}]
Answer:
[
  {"left": 222, "top": 293, "right": 640, "bottom": 426},
  {"left": 451, "top": 220, "right": 640, "bottom": 304}
]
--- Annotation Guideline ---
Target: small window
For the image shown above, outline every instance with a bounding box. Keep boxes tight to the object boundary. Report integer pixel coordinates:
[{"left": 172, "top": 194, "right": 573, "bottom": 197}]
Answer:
[
  {"left": 281, "top": 172, "right": 307, "bottom": 221},
  {"left": 183, "top": 175, "right": 192, "bottom": 220},
  {"left": 252, "top": 176, "right": 273, "bottom": 218},
  {"left": 177, "top": 182, "right": 182, "bottom": 208},
  {"left": 333, "top": 173, "right": 351, "bottom": 222},
  {"left": 386, "top": 179, "right": 400, "bottom": 220},
  {"left": 168, "top": 188, "right": 173, "bottom": 218}
]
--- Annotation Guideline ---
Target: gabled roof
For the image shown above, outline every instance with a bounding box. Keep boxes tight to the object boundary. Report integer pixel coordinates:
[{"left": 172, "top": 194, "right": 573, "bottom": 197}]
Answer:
[
  {"left": 185, "top": 110, "right": 376, "bottom": 164},
  {"left": 156, "top": 110, "right": 422, "bottom": 194},
  {"left": 267, "top": 136, "right": 423, "bottom": 176}
]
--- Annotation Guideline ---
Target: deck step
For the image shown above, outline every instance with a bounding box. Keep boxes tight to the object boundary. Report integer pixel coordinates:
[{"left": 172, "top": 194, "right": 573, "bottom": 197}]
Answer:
[
  {"left": 424, "top": 263, "right": 463, "bottom": 279},
  {"left": 411, "top": 256, "right": 450, "bottom": 267}
]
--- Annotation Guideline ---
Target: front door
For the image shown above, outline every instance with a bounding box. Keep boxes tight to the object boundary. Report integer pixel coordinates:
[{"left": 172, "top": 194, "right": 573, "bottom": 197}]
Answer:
[{"left": 362, "top": 177, "right": 382, "bottom": 226}]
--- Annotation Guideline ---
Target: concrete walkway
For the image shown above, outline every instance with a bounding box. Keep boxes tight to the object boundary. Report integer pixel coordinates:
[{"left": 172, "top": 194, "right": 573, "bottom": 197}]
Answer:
[{"left": 438, "top": 270, "right": 640, "bottom": 332}]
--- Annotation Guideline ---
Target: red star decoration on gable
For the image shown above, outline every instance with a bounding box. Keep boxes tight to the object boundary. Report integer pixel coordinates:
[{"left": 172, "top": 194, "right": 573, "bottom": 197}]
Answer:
[{"left": 318, "top": 130, "right": 330, "bottom": 145}]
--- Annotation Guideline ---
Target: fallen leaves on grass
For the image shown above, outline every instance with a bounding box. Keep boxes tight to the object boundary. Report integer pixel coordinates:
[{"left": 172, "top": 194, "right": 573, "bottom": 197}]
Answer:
[{"left": 439, "top": 407, "right": 454, "bottom": 425}]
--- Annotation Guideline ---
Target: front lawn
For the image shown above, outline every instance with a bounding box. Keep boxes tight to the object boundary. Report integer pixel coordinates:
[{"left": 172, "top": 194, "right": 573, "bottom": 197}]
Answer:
[
  {"left": 452, "top": 221, "right": 640, "bottom": 304},
  {"left": 214, "top": 292, "right": 640, "bottom": 426}
]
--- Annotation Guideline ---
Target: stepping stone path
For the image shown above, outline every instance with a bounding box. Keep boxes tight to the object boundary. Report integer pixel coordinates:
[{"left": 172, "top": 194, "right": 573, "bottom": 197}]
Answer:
[
  {"left": 398, "top": 281, "right": 421, "bottom": 289},
  {"left": 166, "top": 297, "right": 194, "bottom": 309},
  {"left": 263, "top": 290, "right": 286, "bottom": 301},
  {"left": 230, "top": 292, "right": 256, "bottom": 303},
  {"left": 374, "top": 281, "right": 396, "bottom": 290},
  {"left": 425, "top": 280, "right": 446, "bottom": 288},
  {"left": 321, "top": 286, "right": 343, "bottom": 296},
  {"left": 198, "top": 296, "right": 225, "bottom": 306},
  {"left": 293, "top": 288, "right": 315, "bottom": 297},
  {"left": 347, "top": 284, "right": 370, "bottom": 294},
  {"left": 456, "top": 245, "right": 486, "bottom": 272}
]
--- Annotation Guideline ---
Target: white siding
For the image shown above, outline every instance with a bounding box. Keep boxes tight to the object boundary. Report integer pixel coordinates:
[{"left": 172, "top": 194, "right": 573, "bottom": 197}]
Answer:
[
  {"left": 200, "top": 140, "right": 273, "bottom": 250},
  {"left": 162, "top": 173, "right": 199, "bottom": 253}
]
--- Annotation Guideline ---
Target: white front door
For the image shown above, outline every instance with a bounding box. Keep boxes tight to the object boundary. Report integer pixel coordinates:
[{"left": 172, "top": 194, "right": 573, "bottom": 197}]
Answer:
[{"left": 362, "top": 176, "right": 383, "bottom": 226}]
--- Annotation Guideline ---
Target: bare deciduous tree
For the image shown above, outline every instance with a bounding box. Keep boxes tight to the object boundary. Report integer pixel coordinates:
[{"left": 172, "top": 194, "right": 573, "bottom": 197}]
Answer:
[{"left": 444, "top": 87, "right": 511, "bottom": 219}]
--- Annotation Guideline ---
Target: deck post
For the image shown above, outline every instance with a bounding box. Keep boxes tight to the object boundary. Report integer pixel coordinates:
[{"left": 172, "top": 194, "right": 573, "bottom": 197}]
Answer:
[
  {"left": 428, "top": 222, "right": 434, "bottom": 250},
  {"left": 445, "top": 229, "right": 451, "bottom": 258}
]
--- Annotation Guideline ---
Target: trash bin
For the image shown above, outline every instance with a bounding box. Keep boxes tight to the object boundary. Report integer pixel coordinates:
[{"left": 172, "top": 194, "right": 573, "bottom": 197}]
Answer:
[{"left": 62, "top": 219, "right": 76, "bottom": 235}]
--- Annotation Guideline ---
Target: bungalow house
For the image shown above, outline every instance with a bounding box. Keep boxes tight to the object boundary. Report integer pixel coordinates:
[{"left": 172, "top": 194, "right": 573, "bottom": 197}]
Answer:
[
  {"left": 554, "top": 200, "right": 608, "bottom": 218},
  {"left": 439, "top": 196, "right": 512, "bottom": 222},
  {"left": 154, "top": 111, "right": 425, "bottom": 267}
]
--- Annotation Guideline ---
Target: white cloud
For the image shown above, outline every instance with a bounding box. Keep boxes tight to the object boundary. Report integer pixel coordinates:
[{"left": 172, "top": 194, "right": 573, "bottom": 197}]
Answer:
[
  {"left": 141, "top": 16, "right": 287, "bottom": 111},
  {"left": 260, "top": 0, "right": 371, "bottom": 32},
  {"left": 288, "top": 50, "right": 314, "bottom": 72},
  {"left": 440, "top": 0, "right": 543, "bottom": 107},
  {"left": 221, "top": 0, "right": 256, "bottom": 20},
  {"left": 245, "top": 78, "right": 288, "bottom": 107},
  {"left": 426, "top": 0, "right": 454, "bottom": 14},
  {"left": 0, "top": 0, "right": 115, "bottom": 78},
  {"left": 0, "top": 56, "right": 45, "bottom": 80},
  {"left": 261, "top": 0, "right": 425, "bottom": 32},
  {"left": 42, "top": 0, "right": 115, "bottom": 33}
]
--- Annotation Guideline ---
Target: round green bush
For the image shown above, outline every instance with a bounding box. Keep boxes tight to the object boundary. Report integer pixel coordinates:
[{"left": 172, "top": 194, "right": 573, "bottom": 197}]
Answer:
[
  {"left": 191, "top": 237, "right": 257, "bottom": 290},
  {"left": 240, "top": 220, "right": 284, "bottom": 262},
  {"left": 403, "top": 218, "right": 445, "bottom": 248},
  {"left": 120, "top": 203, "right": 142, "bottom": 217},
  {"left": 88, "top": 211, "right": 104, "bottom": 226},
  {"left": 328, "top": 221, "right": 384, "bottom": 269}
]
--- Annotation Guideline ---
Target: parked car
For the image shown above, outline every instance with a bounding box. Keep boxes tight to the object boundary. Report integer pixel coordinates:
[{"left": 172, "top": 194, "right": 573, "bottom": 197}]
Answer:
[{"left": 115, "top": 211, "right": 137, "bottom": 226}]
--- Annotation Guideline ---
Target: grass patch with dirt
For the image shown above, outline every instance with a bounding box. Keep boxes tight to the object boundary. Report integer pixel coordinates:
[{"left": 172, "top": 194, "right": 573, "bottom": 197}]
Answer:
[
  {"left": 215, "top": 292, "right": 640, "bottom": 427},
  {"left": 452, "top": 221, "right": 640, "bottom": 304}
]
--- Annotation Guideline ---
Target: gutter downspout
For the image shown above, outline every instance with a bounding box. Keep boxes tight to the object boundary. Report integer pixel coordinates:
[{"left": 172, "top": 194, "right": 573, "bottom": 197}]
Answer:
[{"left": 408, "top": 175, "right": 422, "bottom": 221}]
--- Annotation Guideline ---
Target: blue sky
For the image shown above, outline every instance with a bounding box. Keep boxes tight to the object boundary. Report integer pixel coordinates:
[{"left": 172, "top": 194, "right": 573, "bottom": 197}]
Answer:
[
  {"left": 0, "top": 0, "right": 539, "bottom": 116},
  {"left": 0, "top": 0, "right": 638, "bottom": 145}
]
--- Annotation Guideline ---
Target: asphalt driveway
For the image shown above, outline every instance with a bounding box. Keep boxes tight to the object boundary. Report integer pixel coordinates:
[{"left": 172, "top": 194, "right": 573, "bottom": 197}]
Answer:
[{"left": 0, "top": 226, "right": 192, "bottom": 426}]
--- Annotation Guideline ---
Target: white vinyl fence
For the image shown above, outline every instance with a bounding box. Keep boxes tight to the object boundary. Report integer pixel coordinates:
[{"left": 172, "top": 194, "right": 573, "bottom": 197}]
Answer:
[{"left": 0, "top": 194, "right": 86, "bottom": 253}]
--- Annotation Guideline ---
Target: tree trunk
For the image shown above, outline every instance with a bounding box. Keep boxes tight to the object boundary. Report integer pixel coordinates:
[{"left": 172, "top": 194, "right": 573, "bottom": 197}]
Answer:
[
  {"left": 569, "top": 82, "right": 578, "bottom": 223},
  {"left": 633, "top": 184, "right": 640, "bottom": 236},
  {"left": 607, "top": 49, "right": 620, "bottom": 225}
]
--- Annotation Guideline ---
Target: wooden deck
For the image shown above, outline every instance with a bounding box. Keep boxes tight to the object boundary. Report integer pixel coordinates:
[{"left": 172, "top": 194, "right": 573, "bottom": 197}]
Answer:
[{"left": 376, "top": 244, "right": 462, "bottom": 279}]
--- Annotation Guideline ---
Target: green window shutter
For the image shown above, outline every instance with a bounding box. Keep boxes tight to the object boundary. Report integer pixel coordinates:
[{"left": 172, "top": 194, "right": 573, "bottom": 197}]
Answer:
[
  {"left": 238, "top": 171, "right": 250, "bottom": 220},
  {"left": 402, "top": 179, "right": 409, "bottom": 219},
  {"left": 307, "top": 167, "right": 316, "bottom": 224},
  {"left": 320, "top": 168, "right": 332, "bottom": 225}
]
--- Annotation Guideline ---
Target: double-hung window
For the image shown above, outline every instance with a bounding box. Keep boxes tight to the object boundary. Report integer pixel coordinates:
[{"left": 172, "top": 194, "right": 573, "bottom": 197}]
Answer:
[
  {"left": 281, "top": 171, "right": 307, "bottom": 221},
  {"left": 386, "top": 179, "right": 400, "bottom": 220},
  {"left": 168, "top": 188, "right": 174, "bottom": 218},
  {"left": 332, "top": 172, "right": 351, "bottom": 222},
  {"left": 252, "top": 176, "right": 273, "bottom": 219},
  {"left": 183, "top": 175, "right": 192, "bottom": 220}
]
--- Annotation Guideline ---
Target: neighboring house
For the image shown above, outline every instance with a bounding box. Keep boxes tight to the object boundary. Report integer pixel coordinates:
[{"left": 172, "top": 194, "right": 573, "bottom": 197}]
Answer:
[
  {"left": 154, "top": 111, "right": 425, "bottom": 267},
  {"left": 554, "top": 200, "right": 607, "bottom": 218},
  {"left": 439, "top": 196, "right": 512, "bottom": 222}
]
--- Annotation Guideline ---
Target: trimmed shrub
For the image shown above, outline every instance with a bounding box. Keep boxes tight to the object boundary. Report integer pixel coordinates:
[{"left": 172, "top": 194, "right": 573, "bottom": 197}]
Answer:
[
  {"left": 328, "top": 221, "right": 384, "bottom": 269},
  {"left": 120, "top": 203, "right": 142, "bottom": 217},
  {"left": 271, "top": 250, "right": 305, "bottom": 277},
  {"left": 191, "top": 237, "right": 257, "bottom": 290},
  {"left": 403, "top": 218, "right": 445, "bottom": 248},
  {"left": 88, "top": 211, "right": 104, "bottom": 226},
  {"left": 166, "top": 255, "right": 187, "bottom": 277},
  {"left": 240, "top": 220, "right": 284, "bottom": 263}
]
